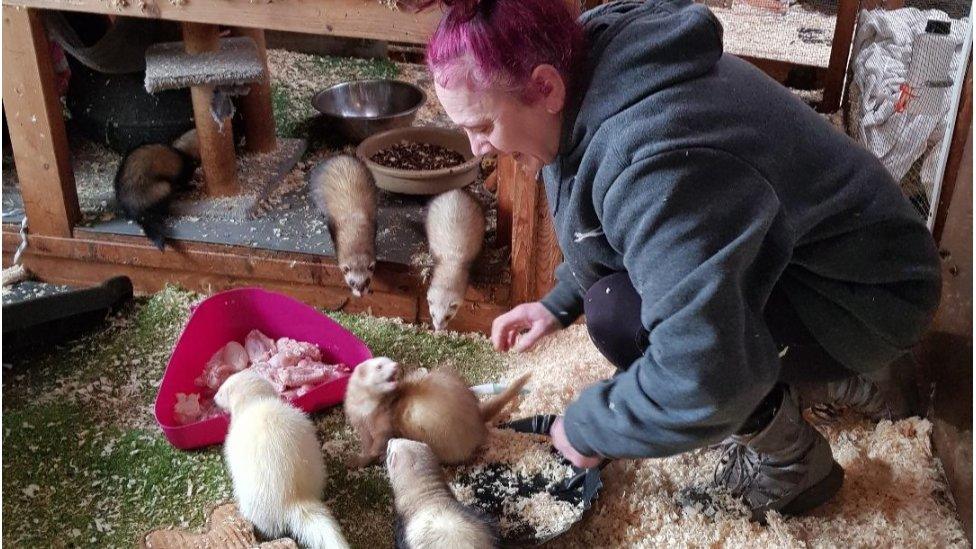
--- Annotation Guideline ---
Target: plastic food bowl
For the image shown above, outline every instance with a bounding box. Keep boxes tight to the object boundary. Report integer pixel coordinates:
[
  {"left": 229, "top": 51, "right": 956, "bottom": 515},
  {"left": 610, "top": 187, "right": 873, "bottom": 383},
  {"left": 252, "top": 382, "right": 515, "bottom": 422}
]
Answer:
[
  {"left": 356, "top": 126, "right": 481, "bottom": 195},
  {"left": 154, "top": 287, "right": 372, "bottom": 450}
]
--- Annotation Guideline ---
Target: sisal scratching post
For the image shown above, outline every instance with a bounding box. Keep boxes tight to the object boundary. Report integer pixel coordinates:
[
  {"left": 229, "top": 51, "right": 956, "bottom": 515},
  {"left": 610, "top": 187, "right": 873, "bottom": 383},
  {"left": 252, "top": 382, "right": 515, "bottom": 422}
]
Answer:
[
  {"left": 181, "top": 23, "right": 238, "bottom": 196},
  {"left": 230, "top": 27, "right": 277, "bottom": 154}
]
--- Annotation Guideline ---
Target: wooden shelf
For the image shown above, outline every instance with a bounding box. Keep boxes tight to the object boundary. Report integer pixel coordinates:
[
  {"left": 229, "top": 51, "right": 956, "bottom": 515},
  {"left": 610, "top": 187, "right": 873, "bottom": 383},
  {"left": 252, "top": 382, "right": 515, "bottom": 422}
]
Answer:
[{"left": 2, "top": 0, "right": 443, "bottom": 45}]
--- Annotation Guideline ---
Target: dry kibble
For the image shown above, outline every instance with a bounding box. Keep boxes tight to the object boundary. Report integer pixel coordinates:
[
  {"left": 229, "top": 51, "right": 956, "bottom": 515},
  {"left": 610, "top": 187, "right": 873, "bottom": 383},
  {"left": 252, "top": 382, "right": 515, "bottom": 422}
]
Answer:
[{"left": 370, "top": 141, "right": 466, "bottom": 170}]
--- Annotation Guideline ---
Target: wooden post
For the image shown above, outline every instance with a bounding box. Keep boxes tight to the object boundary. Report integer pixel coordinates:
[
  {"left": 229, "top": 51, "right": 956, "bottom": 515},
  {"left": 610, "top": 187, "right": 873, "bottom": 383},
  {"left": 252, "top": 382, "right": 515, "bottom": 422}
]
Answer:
[
  {"left": 182, "top": 22, "right": 239, "bottom": 196},
  {"left": 918, "top": 124, "right": 972, "bottom": 540},
  {"left": 2, "top": 6, "right": 80, "bottom": 238},
  {"left": 495, "top": 156, "right": 514, "bottom": 250},
  {"left": 820, "top": 0, "right": 860, "bottom": 113},
  {"left": 230, "top": 26, "right": 277, "bottom": 153},
  {"left": 533, "top": 186, "right": 561, "bottom": 299},
  {"left": 934, "top": 62, "right": 973, "bottom": 243},
  {"left": 501, "top": 154, "right": 563, "bottom": 304}
]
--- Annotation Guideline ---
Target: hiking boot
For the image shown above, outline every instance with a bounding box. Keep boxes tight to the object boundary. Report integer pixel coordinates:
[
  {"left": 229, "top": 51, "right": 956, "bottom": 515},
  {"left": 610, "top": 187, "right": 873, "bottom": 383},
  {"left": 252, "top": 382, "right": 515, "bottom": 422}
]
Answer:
[
  {"left": 796, "top": 353, "right": 922, "bottom": 422},
  {"left": 700, "top": 387, "right": 844, "bottom": 523}
]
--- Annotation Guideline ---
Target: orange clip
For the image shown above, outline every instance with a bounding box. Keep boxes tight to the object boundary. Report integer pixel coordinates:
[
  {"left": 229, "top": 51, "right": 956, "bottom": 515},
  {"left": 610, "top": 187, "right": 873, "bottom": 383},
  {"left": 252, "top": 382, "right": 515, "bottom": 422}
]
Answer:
[{"left": 895, "top": 83, "right": 917, "bottom": 113}]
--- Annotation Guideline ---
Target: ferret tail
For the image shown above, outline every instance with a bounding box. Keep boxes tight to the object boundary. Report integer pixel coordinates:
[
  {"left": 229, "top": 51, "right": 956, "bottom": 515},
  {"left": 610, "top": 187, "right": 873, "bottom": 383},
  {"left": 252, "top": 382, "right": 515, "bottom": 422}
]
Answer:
[
  {"left": 479, "top": 371, "right": 532, "bottom": 423},
  {"left": 138, "top": 214, "right": 168, "bottom": 251},
  {"left": 287, "top": 499, "right": 350, "bottom": 549}
]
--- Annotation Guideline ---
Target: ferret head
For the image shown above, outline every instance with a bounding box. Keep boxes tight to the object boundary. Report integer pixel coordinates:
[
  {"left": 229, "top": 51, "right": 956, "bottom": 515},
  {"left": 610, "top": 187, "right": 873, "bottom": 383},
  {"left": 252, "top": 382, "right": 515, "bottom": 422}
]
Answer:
[
  {"left": 341, "top": 253, "right": 376, "bottom": 297},
  {"left": 349, "top": 357, "right": 400, "bottom": 395},
  {"left": 386, "top": 438, "right": 441, "bottom": 493},
  {"left": 427, "top": 285, "right": 464, "bottom": 332},
  {"left": 214, "top": 369, "right": 278, "bottom": 414}
]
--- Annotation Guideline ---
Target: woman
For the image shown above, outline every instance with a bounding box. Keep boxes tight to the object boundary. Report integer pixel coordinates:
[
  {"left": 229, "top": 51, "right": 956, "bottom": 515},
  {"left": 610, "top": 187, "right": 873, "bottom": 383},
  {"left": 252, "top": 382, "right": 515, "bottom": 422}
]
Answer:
[{"left": 414, "top": 0, "right": 941, "bottom": 521}]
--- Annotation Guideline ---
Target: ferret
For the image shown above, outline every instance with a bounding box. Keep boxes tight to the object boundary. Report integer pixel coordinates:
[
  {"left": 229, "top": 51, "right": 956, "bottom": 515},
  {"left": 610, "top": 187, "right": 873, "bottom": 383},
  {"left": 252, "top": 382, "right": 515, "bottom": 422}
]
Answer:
[
  {"left": 215, "top": 370, "right": 350, "bottom": 549},
  {"left": 113, "top": 129, "right": 199, "bottom": 250},
  {"left": 387, "top": 438, "right": 498, "bottom": 549},
  {"left": 344, "top": 357, "right": 531, "bottom": 467},
  {"left": 425, "top": 190, "right": 485, "bottom": 331},
  {"left": 309, "top": 155, "right": 378, "bottom": 297}
]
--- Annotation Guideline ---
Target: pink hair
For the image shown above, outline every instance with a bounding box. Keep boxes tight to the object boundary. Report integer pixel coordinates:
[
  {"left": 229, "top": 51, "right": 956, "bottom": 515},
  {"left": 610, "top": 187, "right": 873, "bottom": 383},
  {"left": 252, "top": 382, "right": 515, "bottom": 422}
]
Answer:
[{"left": 412, "top": 0, "right": 585, "bottom": 102}]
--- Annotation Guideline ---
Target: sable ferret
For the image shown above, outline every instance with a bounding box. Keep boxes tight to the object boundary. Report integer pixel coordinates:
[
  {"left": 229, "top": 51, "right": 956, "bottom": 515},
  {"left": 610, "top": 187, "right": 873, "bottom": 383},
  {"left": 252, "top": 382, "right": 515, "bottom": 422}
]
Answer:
[
  {"left": 215, "top": 370, "right": 350, "bottom": 549},
  {"left": 387, "top": 438, "right": 498, "bottom": 549},
  {"left": 309, "top": 155, "right": 378, "bottom": 297},
  {"left": 425, "top": 190, "right": 485, "bottom": 331},
  {"left": 113, "top": 129, "right": 199, "bottom": 250},
  {"left": 344, "top": 357, "right": 531, "bottom": 467}
]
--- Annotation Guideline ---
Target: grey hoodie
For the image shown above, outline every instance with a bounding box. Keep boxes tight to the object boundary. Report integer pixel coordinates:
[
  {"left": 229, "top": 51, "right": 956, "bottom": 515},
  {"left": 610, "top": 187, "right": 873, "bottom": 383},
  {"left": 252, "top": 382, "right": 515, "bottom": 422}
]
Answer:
[{"left": 541, "top": 0, "right": 941, "bottom": 459}]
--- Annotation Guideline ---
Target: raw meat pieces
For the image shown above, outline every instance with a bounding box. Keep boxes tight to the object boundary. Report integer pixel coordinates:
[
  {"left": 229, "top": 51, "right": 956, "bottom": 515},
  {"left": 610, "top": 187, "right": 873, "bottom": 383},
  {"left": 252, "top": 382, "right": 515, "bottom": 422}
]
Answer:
[
  {"left": 195, "top": 341, "right": 249, "bottom": 390},
  {"left": 173, "top": 330, "right": 349, "bottom": 425},
  {"left": 244, "top": 329, "right": 276, "bottom": 363}
]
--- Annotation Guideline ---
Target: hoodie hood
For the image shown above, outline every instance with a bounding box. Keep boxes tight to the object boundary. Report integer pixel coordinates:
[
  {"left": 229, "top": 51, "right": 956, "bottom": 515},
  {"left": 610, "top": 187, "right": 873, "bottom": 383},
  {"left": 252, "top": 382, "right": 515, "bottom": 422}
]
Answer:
[{"left": 556, "top": 0, "right": 724, "bottom": 167}]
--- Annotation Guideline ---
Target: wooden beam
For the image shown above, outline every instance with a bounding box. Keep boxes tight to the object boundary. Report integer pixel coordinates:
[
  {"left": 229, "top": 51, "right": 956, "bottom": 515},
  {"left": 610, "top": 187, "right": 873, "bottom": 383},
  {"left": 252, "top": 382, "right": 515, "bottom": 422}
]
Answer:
[
  {"left": 2, "top": 6, "right": 80, "bottom": 237},
  {"left": 495, "top": 155, "right": 515, "bottom": 249},
  {"left": 504, "top": 155, "right": 540, "bottom": 305},
  {"left": 820, "top": 0, "right": 860, "bottom": 113},
  {"left": 500, "top": 154, "right": 563, "bottom": 304},
  {"left": 230, "top": 26, "right": 278, "bottom": 154},
  {"left": 534, "top": 187, "right": 561, "bottom": 300},
  {"left": 3, "top": 0, "right": 442, "bottom": 45},
  {"left": 917, "top": 122, "right": 972, "bottom": 542},
  {"left": 934, "top": 62, "right": 973, "bottom": 243},
  {"left": 182, "top": 22, "right": 240, "bottom": 196},
  {"left": 1, "top": 227, "right": 510, "bottom": 332}
]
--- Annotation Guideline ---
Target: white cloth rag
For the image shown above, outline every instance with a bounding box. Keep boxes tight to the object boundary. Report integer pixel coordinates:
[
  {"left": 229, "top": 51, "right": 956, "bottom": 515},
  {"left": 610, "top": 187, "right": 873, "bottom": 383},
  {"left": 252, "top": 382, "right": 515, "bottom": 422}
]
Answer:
[{"left": 850, "top": 8, "right": 970, "bottom": 190}]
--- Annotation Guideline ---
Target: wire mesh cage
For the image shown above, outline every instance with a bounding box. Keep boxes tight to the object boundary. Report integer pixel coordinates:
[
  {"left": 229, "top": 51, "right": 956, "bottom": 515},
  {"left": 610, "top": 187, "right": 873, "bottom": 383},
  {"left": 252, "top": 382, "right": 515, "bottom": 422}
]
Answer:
[
  {"left": 702, "top": 0, "right": 840, "bottom": 69},
  {"left": 843, "top": 0, "right": 973, "bottom": 227}
]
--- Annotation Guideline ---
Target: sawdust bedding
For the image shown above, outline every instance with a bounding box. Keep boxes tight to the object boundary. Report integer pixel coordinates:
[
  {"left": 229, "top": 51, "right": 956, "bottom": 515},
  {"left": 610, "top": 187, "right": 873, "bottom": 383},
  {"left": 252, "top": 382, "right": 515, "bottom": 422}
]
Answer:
[
  {"left": 712, "top": 0, "right": 837, "bottom": 68},
  {"left": 493, "top": 325, "right": 969, "bottom": 548},
  {"left": 448, "top": 428, "right": 585, "bottom": 541}
]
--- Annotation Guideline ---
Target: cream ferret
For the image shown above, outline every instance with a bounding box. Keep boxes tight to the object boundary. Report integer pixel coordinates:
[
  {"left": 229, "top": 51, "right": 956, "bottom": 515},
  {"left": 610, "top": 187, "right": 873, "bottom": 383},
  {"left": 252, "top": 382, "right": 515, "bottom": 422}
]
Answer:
[
  {"left": 387, "top": 438, "right": 497, "bottom": 549},
  {"left": 344, "top": 357, "right": 531, "bottom": 467},
  {"left": 215, "top": 370, "right": 349, "bottom": 549}
]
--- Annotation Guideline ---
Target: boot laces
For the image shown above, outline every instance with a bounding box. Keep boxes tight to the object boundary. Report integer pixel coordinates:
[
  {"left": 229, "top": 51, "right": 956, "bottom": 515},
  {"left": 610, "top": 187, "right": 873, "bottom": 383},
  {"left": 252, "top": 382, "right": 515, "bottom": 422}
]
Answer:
[{"left": 714, "top": 440, "right": 761, "bottom": 497}]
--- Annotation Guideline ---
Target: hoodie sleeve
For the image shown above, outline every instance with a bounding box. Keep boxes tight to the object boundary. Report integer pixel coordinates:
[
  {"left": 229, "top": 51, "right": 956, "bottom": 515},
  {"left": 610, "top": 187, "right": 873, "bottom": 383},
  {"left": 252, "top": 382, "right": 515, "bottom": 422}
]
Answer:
[
  {"left": 563, "top": 147, "right": 789, "bottom": 459},
  {"left": 540, "top": 262, "right": 585, "bottom": 327}
]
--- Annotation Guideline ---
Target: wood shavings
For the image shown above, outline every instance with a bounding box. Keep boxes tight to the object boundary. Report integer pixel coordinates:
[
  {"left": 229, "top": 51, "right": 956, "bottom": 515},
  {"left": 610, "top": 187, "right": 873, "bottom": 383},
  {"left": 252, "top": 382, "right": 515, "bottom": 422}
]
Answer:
[
  {"left": 491, "top": 325, "right": 968, "bottom": 548},
  {"left": 711, "top": 0, "right": 836, "bottom": 68}
]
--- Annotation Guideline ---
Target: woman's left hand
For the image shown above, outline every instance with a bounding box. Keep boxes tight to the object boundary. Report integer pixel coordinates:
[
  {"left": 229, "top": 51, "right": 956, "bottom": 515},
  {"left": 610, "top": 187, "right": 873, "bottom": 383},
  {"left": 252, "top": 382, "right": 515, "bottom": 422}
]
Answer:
[{"left": 550, "top": 416, "right": 602, "bottom": 469}]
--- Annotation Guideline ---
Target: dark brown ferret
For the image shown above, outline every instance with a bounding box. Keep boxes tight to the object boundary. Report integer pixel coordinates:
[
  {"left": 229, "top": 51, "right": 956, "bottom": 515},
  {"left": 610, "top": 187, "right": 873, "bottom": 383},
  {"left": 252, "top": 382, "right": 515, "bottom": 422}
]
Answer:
[
  {"left": 113, "top": 129, "right": 199, "bottom": 250},
  {"left": 343, "top": 357, "right": 531, "bottom": 467}
]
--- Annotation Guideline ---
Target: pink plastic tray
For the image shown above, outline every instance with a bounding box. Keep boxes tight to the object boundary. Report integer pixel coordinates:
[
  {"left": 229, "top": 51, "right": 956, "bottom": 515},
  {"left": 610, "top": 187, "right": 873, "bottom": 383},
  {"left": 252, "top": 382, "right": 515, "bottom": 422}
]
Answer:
[{"left": 154, "top": 287, "right": 372, "bottom": 450}]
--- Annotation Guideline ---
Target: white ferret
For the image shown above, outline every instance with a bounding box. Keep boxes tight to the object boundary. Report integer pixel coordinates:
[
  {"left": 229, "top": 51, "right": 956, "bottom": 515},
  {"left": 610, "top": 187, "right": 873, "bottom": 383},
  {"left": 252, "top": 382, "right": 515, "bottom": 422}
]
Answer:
[
  {"left": 425, "top": 190, "right": 485, "bottom": 331},
  {"left": 309, "top": 155, "right": 378, "bottom": 297},
  {"left": 215, "top": 370, "right": 350, "bottom": 549},
  {"left": 387, "top": 438, "right": 498, "bottom": 549}
]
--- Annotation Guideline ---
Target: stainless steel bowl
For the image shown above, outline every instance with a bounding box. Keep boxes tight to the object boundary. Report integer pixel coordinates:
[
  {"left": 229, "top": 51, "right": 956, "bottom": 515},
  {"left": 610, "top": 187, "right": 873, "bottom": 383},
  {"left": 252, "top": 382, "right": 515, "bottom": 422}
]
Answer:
[{"left": 312, "top": 80, "right": 426, "bottom": 143}]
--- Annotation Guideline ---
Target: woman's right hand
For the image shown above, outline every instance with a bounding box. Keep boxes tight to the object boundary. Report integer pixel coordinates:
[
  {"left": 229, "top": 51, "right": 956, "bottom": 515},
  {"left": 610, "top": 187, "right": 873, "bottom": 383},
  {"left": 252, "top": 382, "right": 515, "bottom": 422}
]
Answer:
[{"left": 491, "top": 302, "right": 562, "bottom": 353}]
